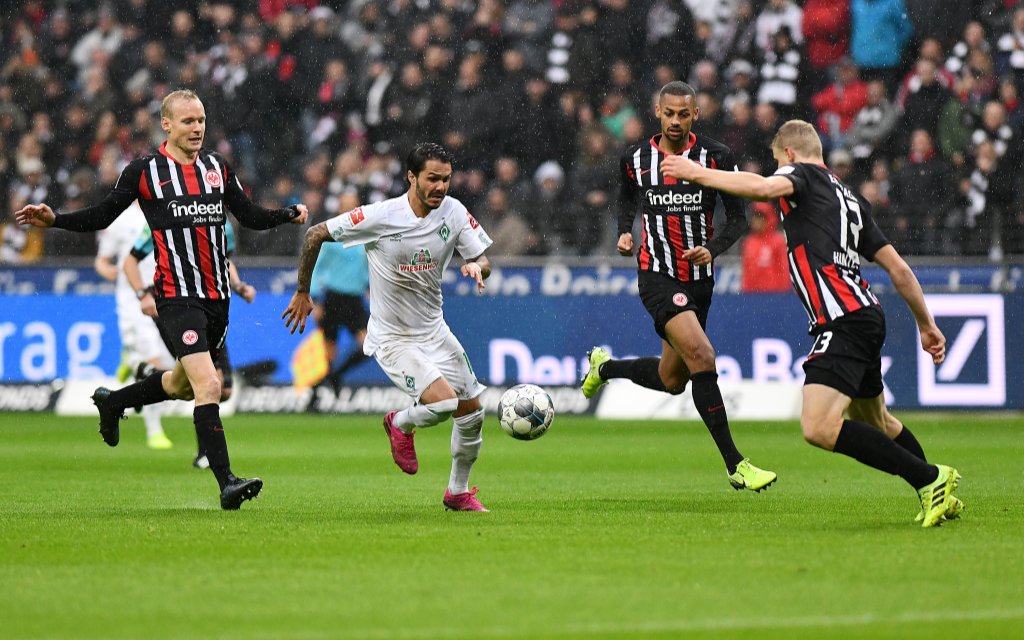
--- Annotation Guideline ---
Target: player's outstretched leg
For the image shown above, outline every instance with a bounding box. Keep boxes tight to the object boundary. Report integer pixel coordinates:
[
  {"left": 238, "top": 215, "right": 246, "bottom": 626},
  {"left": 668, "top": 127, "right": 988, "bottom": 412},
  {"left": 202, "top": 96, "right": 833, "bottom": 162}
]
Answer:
[
  {"left": 580, "top": 347, "right": 612, "bottom": 398},
  {"left": 383, "top": 398, "right": 459, "bottom": 474},
  {"left": 92, "top": 387, "right": 126, "bottom": 447},
  {"left": 917, "top": 465, "right": 962, "bottom": 528},
  {"left": 728, "top": 459, "right": 778, "bottom": 492},
  {"left": 444, "top": 486, "right": 489, "bottom": 512}
]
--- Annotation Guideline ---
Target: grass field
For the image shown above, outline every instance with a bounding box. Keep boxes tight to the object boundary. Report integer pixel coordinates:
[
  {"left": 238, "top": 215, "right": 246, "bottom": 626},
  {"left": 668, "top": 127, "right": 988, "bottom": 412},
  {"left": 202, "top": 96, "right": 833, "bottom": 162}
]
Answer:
[{"left": 1, "top": 412, "right": 1022, "bottom": 640}]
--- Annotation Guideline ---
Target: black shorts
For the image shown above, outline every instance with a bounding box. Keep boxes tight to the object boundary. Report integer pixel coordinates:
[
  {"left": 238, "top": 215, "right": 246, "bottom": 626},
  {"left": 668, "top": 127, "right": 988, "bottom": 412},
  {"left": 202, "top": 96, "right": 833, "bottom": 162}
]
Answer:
[
  {"left": 155, "top": 298, "right": 230, "bottom": 362},
  {"left": 802, "top": 306, "right": 886, "bottom": 399},
  {"left": 319, "top": 291, "right": 369, "bottom": 342},
  {"left": 637, "top": 271, "right": 714, "bottom": 340}
]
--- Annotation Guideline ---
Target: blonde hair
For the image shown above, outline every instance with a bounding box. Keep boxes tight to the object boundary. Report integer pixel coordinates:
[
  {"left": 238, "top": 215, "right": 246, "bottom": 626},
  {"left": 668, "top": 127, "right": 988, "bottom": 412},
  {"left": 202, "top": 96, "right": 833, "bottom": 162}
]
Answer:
[
  {"left": 771, "top": 119, "right": 823, "bottom": 158},
  {"left": 161, "top": 89, "right": 202, "bottom": 119}
]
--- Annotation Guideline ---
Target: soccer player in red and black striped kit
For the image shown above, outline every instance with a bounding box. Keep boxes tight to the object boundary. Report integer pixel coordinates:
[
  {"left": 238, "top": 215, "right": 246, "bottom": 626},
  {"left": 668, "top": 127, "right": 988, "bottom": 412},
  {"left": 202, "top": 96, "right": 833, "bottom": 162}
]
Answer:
[
  {"left": 661, "top": 119, "right": 962, "bottom": 527},
  {"left": 16, "top": 90, "right": 308, "bottom": 510},
  {"left": 581, "top": 81, "right": 778, "bottom": 492}
]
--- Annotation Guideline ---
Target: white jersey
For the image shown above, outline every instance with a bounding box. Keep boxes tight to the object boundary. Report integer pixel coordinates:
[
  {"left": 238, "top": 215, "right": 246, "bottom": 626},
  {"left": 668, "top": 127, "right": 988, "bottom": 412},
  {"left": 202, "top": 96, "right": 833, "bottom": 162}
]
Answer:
[
  {"left": 325, "top": 193, "right": 492, "bottom": 354},
  {"left": 96, "top": 200, "right": 155, "bottom": 315}
]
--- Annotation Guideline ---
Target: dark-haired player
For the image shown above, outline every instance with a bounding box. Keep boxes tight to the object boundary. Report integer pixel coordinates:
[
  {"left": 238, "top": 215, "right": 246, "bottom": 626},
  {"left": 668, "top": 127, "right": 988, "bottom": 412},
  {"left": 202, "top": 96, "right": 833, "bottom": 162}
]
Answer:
[
  {"left": 16, "top": 89, "right": 308, "bottom": 510},
  {"left": 284, "top": 143, "right": 495, "bottom": 512},
  {"left": 582, "top": 81, "right": 777, "bottom": 492},
  {"left": 661, "top": 119, "right": 962, "bottom": 527}
]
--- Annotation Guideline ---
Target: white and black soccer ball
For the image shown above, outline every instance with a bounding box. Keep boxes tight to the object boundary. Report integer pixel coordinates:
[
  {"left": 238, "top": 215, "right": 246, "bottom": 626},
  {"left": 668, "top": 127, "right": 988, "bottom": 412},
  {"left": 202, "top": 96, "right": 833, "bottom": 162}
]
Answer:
[{"left": 498, "top": 384, "right": 555, "bottom": 440}]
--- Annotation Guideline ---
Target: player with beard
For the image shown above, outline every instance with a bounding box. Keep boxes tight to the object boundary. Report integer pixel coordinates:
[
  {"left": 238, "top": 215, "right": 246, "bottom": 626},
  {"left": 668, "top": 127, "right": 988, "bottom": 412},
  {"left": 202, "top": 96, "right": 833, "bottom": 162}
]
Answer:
[
  {"left": 283, "top": 143, "right": 495, "bottom": 511},
  {"left": 582, "top": 81, "right": 778, "bottom": 492}
]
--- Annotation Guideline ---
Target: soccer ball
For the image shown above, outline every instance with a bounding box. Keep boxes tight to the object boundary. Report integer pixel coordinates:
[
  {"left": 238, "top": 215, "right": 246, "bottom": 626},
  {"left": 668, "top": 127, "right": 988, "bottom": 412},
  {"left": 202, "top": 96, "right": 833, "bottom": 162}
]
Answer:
[{"left": 498, "top": 384, "right": 555, "bottom": 441}]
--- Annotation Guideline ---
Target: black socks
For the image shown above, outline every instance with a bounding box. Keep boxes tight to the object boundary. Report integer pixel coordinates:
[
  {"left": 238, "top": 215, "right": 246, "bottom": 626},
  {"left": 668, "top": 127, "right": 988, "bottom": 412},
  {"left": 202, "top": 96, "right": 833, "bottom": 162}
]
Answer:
[
  {"left": 834, "top": 419, "right": 938, "bottom": 489},
  {"left": 108, "top": 371, "right": 170, "bottom": 410},
  {"left": 690, "top": 371, "right": 744, "bottom": 473},
  {"left": 893, "top": 424, "right": 926, "bottom": 461},
  {"left": 598, "top": 357, "right": 669, "bottom": 393},
  {"left": 194, "top": 403, "right": 233, "bottom": 490}
]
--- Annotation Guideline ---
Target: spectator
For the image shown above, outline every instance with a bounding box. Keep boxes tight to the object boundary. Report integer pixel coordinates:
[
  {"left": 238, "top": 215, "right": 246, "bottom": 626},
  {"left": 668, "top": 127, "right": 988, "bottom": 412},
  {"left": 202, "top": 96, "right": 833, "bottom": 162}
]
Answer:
[
  {"left": 995, "top": 7, "right": 1024, "bottom": 89},
  {"left": 847, "top": 80, "right": 899, "bottom": 160},
  {"left": 811, "top": 56, "right": 868, "bottom": 152},
  {"left": 962, "top": 140, "right": 1016, "bottom": 259},
  {"left": 740, "top": 204, "right": 789, "bottom": 293},
  {"left": 801, "top": 0, "right": 850, "bottom": 72},
  {"left": 757, "top": 26, "right": 806, "bottom": 119},
  {"left": 646, "top": 0, "right": 697, "bottom": 77},
  {"left": 478, "top": 186, "right": 541, "bottom": 256},
  {"left": 527, "top": 160, "right": 568, "bottom": 252},
  {"left": 70, "top": 5, "right": 124, "bottom": 81},
  {"left": 755, "top": 0, "right": 804, "bottom": 54},
  {"left": 889, "top": 129, "right": 952, "bottom": 254},
  {"left": 946, "top": 21, "right": 990, "bottom": 76},
  {"left": 722, "top": 59, "right": 757, "bottom": 115},
  {"left": 901, "top": 58, "right": 956, "bottom": 141},
  {"left": 712, "top": 0, "right": 759, "bottom": 64},
  {"left": 850, "top": 0, "right": 913, "bottom": 85}
]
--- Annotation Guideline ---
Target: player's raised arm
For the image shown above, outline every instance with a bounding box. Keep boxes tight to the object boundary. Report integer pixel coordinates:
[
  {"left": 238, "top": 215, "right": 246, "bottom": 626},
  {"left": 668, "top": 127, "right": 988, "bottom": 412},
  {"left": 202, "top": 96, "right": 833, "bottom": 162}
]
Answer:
[
  {"left": 283, "top": 222, "right": 333, "bottom": 334},
  {"left": 220, "top": 156, "right": 308, "bottom": 229},
  {"left": 661, "top": 156, "right": 794, "bottom": 201},
  {"left": 16, "top": 163, "right": 141, "bottom": 231}
]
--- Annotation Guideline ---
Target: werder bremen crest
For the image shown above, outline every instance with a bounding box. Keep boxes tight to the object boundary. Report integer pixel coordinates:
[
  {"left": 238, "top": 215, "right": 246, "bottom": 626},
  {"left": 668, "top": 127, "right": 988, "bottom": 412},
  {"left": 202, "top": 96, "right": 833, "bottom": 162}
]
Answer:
[
  {"left": 399, "top": 248, "right": 436, "bottom": 273},
  {"left": 438, "top": 221, "right": 450, "bottom": 241},
  {"left": 411, "top": 248, "right": 432, "bottom": 265}
]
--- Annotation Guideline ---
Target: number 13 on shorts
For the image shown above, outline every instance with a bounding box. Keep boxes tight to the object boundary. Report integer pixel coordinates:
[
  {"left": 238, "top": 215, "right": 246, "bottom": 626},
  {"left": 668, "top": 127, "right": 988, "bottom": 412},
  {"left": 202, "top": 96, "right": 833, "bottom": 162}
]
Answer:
[{"left": 810, "top": 330, "right": 834, "bottom": 355}]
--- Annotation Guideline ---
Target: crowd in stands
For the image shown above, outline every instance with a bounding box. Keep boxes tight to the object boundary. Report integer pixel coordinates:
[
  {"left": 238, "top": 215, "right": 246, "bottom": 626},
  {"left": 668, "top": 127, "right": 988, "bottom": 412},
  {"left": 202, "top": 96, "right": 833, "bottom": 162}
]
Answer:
[{"left": 2, "top": 0, "right": 1024, "bottom": 264}]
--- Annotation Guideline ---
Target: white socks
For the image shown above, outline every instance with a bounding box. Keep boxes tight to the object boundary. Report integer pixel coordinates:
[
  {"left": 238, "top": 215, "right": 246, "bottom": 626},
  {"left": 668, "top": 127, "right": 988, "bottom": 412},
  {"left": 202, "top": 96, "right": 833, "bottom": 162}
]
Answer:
[
  {"left": 393, "top": 398, "right": 459, "bottom": 433},
  {"left": 448, "top": 408, "right": 484, "bottom": 495}
]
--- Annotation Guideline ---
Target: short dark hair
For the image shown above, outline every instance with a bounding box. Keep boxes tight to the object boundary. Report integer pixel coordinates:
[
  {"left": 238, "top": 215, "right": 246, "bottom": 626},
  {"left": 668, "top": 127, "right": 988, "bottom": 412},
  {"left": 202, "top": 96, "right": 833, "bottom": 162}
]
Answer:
[
  {"left": 406, "top": 142, "right": 454, "bottom": 175},
  {"left": 659, "top": 81, "right": 696, "bottom": 101}
]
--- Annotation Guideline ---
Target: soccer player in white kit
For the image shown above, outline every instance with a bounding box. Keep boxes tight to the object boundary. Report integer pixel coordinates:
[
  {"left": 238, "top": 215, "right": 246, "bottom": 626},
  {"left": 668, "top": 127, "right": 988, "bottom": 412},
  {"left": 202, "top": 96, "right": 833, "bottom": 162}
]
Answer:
[
  {"left": 94, "top": 200, "right": 174, "bottom": 449},
  {"left": 284, "top": 143, "right": 494, "bottom": 511}
]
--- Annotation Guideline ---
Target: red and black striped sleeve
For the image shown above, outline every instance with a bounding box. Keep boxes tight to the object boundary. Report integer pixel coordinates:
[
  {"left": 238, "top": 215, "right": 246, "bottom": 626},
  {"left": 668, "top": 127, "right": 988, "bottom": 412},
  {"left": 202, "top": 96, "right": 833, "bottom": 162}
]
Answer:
[
  {"left": 217, "top": 154, "right": 300, "bottom": 230},
  {"left": 704, "top": 145, "right": 748, "bottom": 258},
  {"left": 51, "top": 160, "right": 143, "bottom": 231},
  {"left": 616, "top": 148, "right": 640, "bottom": 235}
]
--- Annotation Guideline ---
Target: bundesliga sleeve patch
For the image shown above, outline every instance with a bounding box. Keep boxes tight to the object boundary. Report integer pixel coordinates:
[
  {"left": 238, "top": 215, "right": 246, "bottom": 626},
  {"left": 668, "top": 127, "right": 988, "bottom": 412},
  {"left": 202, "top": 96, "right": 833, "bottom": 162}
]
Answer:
[{"left": 774, "top": 166, "right": 796, "bottom": 175}]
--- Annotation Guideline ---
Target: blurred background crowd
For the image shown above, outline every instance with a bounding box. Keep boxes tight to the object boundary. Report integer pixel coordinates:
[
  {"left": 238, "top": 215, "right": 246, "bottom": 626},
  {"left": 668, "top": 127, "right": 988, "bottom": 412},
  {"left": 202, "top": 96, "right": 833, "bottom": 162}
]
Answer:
[{"left": 2, "top": 0, "right": 1023, "bottom": 264}]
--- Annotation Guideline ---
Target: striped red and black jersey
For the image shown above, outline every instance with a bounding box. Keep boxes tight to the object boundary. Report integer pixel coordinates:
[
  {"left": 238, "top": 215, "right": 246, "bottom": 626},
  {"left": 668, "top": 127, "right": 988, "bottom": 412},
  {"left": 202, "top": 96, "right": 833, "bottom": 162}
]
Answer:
[
  {"left": 774, "top": 162, "right": 890, "bottom": 334},
  {"left": 618, "top": 132, "right": 747, "bottom": 282},
  {"left": 52, "top": 141, "right": 297, "bottom": 300}
]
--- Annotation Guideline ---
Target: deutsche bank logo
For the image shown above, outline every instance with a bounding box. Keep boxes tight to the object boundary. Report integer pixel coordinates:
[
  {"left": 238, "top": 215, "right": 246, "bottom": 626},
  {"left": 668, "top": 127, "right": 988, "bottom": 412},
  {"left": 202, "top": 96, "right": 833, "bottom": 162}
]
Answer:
[{"left": 918, "top": 295, "right": 1005, "bottom": 406}]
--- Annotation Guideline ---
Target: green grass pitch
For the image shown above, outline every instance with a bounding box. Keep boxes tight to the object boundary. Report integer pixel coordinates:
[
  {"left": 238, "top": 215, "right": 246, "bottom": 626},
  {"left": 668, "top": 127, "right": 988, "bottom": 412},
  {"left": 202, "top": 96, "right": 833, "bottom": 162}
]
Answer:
[{"left": 1, "top": 412, "right": 1022, "bottom": 639}]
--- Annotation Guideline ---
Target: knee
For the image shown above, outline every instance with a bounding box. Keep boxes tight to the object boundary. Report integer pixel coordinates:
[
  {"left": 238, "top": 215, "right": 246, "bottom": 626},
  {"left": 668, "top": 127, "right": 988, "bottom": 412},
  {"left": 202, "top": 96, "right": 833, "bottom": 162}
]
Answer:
[
  {"left": 661, "top": 374, "right": 688, "bottom": 395},
  {"left": 424, "top": 397, "right": 459, "bottom": 425},
  {"left": 220, "top": 386, "right": 233, "bottom": 401},
  {"left": 193, "top": 376, "right": 222, "bottom": 403},
  {"left": 800, "top": 415, "right": 840, "bottom": 450}
]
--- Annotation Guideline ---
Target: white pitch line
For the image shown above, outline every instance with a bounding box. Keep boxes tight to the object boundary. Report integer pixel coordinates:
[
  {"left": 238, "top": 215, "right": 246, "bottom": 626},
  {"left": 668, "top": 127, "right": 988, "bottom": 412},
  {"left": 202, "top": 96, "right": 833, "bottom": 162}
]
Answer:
[{"left": 212, "top": 607, "right": 1024, "bottom": 640}]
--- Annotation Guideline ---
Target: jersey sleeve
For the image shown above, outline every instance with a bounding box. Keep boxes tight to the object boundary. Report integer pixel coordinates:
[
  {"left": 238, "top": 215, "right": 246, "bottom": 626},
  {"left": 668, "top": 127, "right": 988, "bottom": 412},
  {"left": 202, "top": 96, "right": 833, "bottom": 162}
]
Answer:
[
  {"left": 616, "top": 150, "right": 640, "bottom": 235},
  {"left": 773, "top": 163, "right": 810, "bottom": 198},
  {"left": 325, "top": 202, "right": 389, "bottom": 247},
  {"left": 218, "top": 154, "right": 298, "bottom": 230},
  {"left": 855, "top": 196, "right": 891, "bottom": 260},
  {"left": 704, "top": 146, "right": 748, "bottom": 258},
  {"left": 129, "top": 225, "right": 154, "bottom": 260},
  {"left": 455, "top": 209, "right": 493, "bottom": 260},
  {"left": 52, "top": 161, "right": 142, "bottom": 231}
]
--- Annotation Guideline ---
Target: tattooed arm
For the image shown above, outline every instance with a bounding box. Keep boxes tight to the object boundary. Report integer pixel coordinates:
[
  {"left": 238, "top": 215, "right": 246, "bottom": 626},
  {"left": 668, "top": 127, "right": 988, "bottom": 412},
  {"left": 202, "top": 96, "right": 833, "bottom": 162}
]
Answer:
[{"left": 282, "top": 222, "right": 332, "bottom": 334}]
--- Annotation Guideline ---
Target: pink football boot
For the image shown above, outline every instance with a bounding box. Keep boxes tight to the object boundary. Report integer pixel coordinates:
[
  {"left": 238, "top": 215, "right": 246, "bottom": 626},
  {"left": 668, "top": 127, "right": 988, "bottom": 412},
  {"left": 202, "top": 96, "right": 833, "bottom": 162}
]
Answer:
[
  {"left": 443, "top": 486, "right": 489, "bottom": 512},
  {"left": 383, "top": 411, "right": 418, "bottom": 474}
]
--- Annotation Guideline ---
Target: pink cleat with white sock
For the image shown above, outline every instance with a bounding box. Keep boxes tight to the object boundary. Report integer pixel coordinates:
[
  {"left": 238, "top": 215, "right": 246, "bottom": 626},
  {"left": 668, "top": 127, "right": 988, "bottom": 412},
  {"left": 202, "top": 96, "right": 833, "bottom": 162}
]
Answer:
[
  {"left": 383, "top": 411, "right": 418, "bottom": 474},
  {"left": 443, "top": 486, "right": 489, "bottom": 512}
]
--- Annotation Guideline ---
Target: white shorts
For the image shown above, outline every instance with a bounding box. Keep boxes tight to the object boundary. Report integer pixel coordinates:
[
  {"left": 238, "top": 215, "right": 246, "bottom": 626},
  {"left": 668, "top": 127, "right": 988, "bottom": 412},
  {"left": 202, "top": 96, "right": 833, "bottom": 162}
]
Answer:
[
  {"left": 118, "top": 303, "right": 175, "bottom": 369},
  {"left": 373, "top": 328, "right": 485, "bottom": 402}
]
